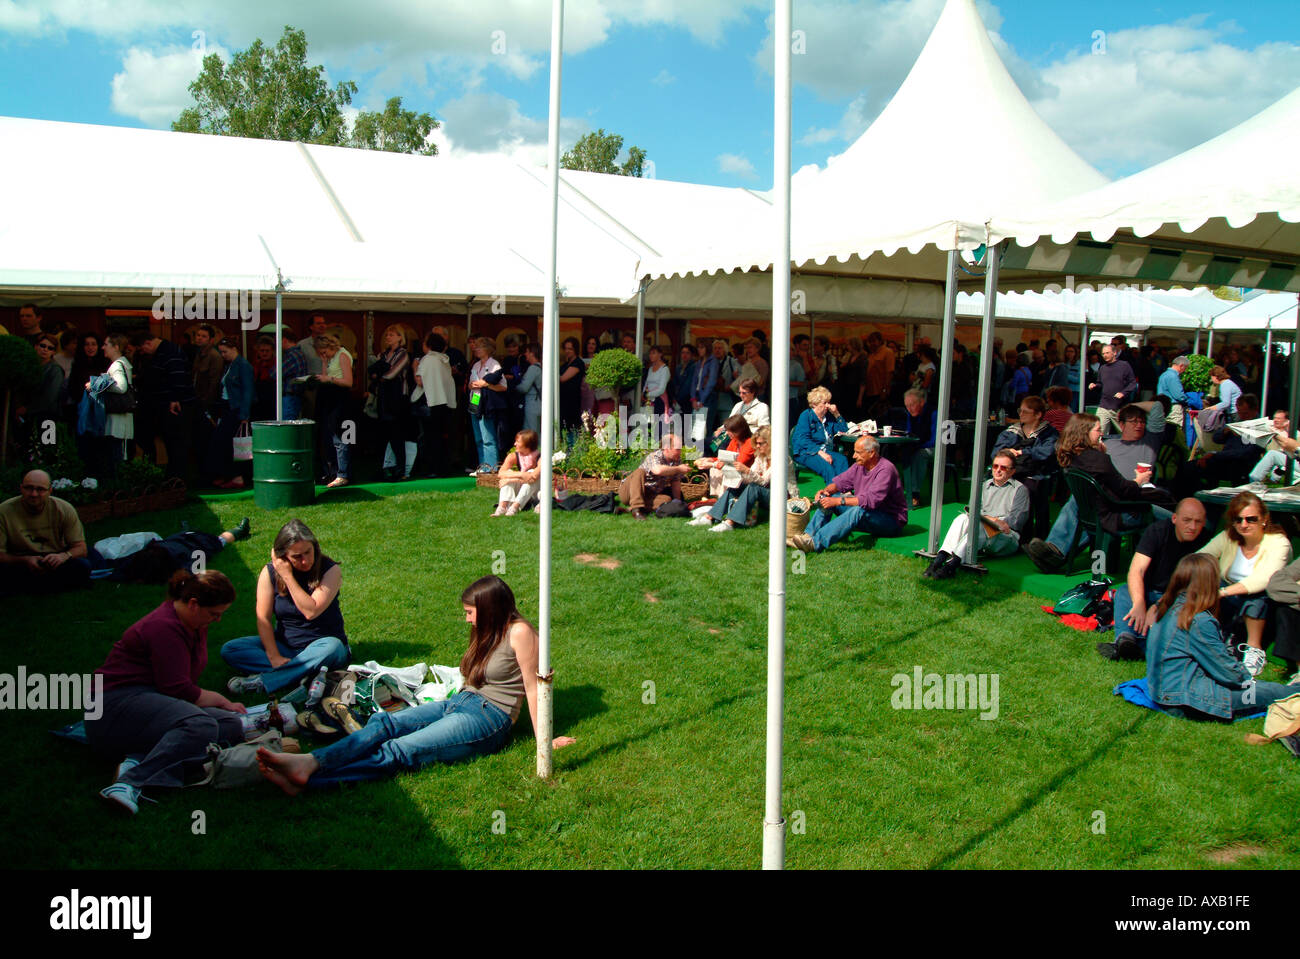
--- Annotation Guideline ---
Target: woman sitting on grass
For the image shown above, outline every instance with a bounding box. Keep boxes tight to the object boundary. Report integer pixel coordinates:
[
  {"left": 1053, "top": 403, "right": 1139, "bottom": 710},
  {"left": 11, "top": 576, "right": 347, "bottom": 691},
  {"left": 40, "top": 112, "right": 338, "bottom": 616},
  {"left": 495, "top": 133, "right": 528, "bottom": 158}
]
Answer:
[
  {"left": 492, "top": 429, "right": 542, "bottom": 517},
  {"left": 1197, "top": 491, "right": 1292, "bottom": 678},
  {"left": 689, "top": 425, "right": 796, "bottom": 532},
  {"left": 221, "top": 519, "right": 350, "bottom": 696},
  {"left": 696, "top": 414, "right": 756, "bottom": 497},
  {"left": 89, "top": 570, "right": 247, "bottom": 815},
  {"left": 256, "top": 575, "right": 575, "bottom": 793},
  {"left": 1146, "top": 554, "right": 1298, "bottom": 720}
]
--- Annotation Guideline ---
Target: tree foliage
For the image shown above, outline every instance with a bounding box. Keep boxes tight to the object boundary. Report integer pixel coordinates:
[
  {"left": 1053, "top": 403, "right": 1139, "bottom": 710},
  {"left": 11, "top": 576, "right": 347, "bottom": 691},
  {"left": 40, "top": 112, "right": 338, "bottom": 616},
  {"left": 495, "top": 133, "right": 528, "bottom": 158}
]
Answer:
[
  {"left": 351, "top": 97, "right": 439, "bottom": 156},
  {"left": 173, "top": 25, "right": 438, "bottom": 155},
  {"left": 561, "top": 129, "right": 647, "bottom": 177}
]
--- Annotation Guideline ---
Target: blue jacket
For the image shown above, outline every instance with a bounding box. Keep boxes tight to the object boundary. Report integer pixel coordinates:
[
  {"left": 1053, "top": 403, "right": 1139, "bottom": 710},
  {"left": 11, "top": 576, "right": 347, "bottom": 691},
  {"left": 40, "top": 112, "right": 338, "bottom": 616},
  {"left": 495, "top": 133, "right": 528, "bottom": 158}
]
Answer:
[
  {"left": 1145, "top": 598, "right": 1251, "bottom": 719},
  {"left": 1157, "top": 367, "right": 1187, "bottom": 405},
  {"left": 691, "top": 356, "right": 718, "bottom": 408},
  {"left": 905, "top": 404, "right": 939, "bottom": 450},
  {"left": 221, "top": 355, "right": 255, "bottom": 420},
  {"left": 791, "top": 407, "right": 847, "bottom": 461},
  {"left": 992, "top": 422, "right": 1059, "bottom": 477}
]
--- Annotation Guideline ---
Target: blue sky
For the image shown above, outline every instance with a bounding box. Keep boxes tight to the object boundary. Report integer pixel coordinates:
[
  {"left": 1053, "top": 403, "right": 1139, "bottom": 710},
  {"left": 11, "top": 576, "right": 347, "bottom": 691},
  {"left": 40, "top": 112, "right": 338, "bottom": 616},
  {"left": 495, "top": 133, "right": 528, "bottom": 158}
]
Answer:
[{"left": 1, "top": 0, "right": 1297, "bottom": 187}]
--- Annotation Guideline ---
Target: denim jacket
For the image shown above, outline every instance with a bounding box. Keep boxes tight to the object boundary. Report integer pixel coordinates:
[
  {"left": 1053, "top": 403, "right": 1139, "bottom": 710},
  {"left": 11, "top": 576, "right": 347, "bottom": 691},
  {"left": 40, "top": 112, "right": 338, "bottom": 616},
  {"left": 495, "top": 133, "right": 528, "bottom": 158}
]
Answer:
[
  {"left": 791, "top": 407, "right": 847, "bottom": 461},
  {"left": 1145, "top": 598, "right": 1251, "bottom": 719}
]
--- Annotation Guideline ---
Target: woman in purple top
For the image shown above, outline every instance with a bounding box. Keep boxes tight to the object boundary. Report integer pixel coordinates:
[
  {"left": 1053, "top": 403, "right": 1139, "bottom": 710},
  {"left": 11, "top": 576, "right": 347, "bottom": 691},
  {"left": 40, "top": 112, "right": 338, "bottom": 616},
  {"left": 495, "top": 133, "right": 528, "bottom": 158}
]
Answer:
[{"left": 88, "top": 570, "right": 247, "bottom": 814}]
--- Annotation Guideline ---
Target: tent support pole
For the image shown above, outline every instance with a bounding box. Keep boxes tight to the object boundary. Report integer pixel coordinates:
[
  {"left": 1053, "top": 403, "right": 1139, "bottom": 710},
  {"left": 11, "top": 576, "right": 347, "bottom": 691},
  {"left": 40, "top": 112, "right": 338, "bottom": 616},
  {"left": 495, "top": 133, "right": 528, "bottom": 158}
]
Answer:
[
  {"left": 536, "top": 0, "right": 564, "bottom": 781},
  {"left": 763, "top": 0, "right": 792, "bottom": 873},
  {"left": 1290, "top": 299, "right": 1300, "bottom": 485},
  {"left": 1263, "top": 327, "right": 1274, "bottom": 415},
  {"left": 1079, "top": 320, "right": 1089, "bottom": 414},
  {"left": 654, "top": 308, "right": 660, "bottom": 349},
  {"left": 274, "top": 275, "right": 284, "bottom": 421},
  {"left": 465, "top": 297, "right": 473, "bottom": 341},
  {"left": 1194, "top": 327, "right": 1201, "bottom": 354},
  {"left": 926, "top": 251, "right": 959, "bottom": 554},
  {"left": 965, "top": 245, "right": 1001, "bottom": 566},
  {"left": 635, "top": 284, "right": 646, "bottom": 361}
]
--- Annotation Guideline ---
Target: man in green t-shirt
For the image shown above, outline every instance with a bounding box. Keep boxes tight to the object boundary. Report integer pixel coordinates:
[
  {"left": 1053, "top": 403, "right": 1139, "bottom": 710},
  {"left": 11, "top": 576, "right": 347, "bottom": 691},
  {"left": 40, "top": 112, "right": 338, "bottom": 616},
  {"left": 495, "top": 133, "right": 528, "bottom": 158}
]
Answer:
[{"left": 0, "top": 469, "right": 91, "bottom": 596}]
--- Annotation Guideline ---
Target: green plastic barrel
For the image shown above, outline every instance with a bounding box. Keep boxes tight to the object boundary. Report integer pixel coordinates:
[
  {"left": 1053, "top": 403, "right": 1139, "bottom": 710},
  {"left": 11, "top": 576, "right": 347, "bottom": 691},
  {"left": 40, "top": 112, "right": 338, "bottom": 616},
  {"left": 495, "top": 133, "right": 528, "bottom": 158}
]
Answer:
[{"left": 252, "top": 420, "right": 316, "bottom": 510}]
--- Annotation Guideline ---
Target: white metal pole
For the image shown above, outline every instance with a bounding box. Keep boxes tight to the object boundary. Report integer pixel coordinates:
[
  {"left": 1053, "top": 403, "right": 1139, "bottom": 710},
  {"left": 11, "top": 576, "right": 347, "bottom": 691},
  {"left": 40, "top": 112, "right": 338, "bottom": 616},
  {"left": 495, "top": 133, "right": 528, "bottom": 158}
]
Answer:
[
  {"left": 964, "top": 245, "right": 1001, "bottom": 565},
  {"left": 1206, "top": 328, "right": 1215, "bottom": 359},
  {"left": 635, "top": 285, "right": 646, "bottom": 360},
  {"left": 536, "top": 0, "right": 564, "bottom": 780},
  {"left": 1194, "top": 326, "right": 1201, "bottom": 354},
  {"left": 762, "top": 0, "right": 792, "bottom": 873},
  {"left": 1079, "top": 320, "right": 1089, "bottom": 414},
  {"left": 274, "top": 274, "right": 284, "bottom": 421},
  {"left": 926, "top": 251, "right": 959, "bottom": 554},
  {"left": 1263, "top": 327, "right": 1274, "bottom": 415}
]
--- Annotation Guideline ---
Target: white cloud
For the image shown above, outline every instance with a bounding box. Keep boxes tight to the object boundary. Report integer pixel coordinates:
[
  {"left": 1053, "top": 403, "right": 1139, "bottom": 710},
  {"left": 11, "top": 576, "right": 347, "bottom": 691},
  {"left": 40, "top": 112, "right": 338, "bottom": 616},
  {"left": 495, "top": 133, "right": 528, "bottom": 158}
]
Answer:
[
  {"left": 797, "top": 126, "right": 837, "bottom": 147},
  {"left": 111, "top": 43, "right": 226, "bottom": 127},
  {"left": 651, "top": 68, "right": 675, "bottom": 86},
  {"left": 1030, "top": 18, "right": 1300, "bottom": 174},
  {"left": 717, "top": 153, "right": 757, "bottom": 180},
  {"left": 436, "top": 90, "right": 585, "bottom": 165}
]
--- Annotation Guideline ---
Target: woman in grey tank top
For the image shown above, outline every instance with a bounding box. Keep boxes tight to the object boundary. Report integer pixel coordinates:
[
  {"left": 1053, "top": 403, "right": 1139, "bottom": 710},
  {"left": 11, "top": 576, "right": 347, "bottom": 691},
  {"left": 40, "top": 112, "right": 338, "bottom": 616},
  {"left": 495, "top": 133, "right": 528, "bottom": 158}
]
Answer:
[{"left": 255, "top": 576, "right": 574, "bottom": 793}]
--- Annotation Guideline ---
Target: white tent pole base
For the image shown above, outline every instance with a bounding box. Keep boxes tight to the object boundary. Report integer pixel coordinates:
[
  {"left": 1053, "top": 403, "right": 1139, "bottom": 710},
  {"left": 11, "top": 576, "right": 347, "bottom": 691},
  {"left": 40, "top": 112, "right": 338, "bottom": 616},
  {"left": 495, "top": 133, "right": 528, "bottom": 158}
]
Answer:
[
  {"left": 762, "top": 817, "right": 786, "bottom": 870},
  {"left": 536, "top": 670, "right": 554, "bottom": 779}
]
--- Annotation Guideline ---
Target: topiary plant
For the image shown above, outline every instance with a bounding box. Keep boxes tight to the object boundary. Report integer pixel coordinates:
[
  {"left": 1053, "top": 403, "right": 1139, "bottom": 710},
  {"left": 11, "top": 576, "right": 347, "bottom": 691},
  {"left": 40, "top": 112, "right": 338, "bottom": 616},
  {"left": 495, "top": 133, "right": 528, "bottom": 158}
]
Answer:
[
  {"left": 0, "top": 335, "right": 41, "bottom": 468},
  {"left": 584, "top": 348, "right": 643, "bottom": 392},
  {"left": 1181, "top": 354, "right": 1213, "bottom": 393}
]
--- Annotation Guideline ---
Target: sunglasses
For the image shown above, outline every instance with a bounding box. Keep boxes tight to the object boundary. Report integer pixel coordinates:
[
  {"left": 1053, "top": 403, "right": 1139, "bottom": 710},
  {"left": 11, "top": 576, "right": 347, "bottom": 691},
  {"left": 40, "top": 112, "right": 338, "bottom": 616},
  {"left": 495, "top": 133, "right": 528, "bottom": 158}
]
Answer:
[
  {"left": 1233, "top": 515, "right": 1262, "bottom": 525},
  {"left": 991, "top": 464, "right": 1012, "bottom": 471}
]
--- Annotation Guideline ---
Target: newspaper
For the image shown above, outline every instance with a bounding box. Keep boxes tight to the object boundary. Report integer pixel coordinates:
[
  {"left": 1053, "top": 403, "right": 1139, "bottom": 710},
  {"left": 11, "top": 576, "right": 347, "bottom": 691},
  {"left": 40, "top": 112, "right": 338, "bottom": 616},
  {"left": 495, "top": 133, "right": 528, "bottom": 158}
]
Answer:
[
  {"left": 1227, "top": 417, "right": 1279, "bottom": 449},
  {"left": 1207, "top": 481, "right": 1300, "bottom": 505}
]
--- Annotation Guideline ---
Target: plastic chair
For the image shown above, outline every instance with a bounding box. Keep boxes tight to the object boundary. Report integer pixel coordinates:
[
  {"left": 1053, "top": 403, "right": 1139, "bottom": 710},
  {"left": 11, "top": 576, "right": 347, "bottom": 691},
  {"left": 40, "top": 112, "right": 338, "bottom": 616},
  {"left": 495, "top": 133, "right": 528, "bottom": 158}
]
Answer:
[{"left": 1062, "top": 469, "right": 1154, "bottom": 576}]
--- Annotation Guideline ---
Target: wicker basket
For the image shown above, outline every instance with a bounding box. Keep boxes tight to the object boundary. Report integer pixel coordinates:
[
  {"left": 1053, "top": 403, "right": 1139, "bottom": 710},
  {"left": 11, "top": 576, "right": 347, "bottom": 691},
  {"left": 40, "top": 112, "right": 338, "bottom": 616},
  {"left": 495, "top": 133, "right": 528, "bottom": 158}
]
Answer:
[
  {"left": 480, "top": 468, "right": 709, "bottom": 501},
  {"left": 156, "top": 477, "right": 188, "bottom": 511},
  {"left": 111, "top": 487, "right": 149, "bottom": 519},
  {"left": 785, "top": 497, "right": 813, "bottom": 539},
  {"left": 76, "top": 500, "right": 113, "bottom": 525}
]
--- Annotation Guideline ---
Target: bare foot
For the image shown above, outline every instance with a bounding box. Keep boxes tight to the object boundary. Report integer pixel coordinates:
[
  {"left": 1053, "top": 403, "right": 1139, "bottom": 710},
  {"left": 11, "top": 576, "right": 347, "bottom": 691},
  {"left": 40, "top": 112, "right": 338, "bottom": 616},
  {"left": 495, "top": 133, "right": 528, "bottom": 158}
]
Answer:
[{"left": 256, "top": 746, "right": 318, "bottom": 796}]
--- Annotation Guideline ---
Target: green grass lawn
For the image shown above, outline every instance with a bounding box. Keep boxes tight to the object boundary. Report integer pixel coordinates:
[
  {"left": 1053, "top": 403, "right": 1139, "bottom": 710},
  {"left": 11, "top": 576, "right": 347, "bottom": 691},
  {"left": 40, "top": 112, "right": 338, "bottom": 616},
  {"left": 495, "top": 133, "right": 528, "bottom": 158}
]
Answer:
[{"left": 4, "top": 482, "right": 1297, "bottom": 870}]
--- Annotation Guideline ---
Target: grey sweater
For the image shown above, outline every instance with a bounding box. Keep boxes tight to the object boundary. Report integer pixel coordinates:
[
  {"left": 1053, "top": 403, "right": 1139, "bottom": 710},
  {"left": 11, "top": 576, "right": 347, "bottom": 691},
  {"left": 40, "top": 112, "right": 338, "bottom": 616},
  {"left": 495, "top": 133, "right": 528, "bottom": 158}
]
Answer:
[{"left": 979, "top": 478, "right": 1030, "bottom": 541}]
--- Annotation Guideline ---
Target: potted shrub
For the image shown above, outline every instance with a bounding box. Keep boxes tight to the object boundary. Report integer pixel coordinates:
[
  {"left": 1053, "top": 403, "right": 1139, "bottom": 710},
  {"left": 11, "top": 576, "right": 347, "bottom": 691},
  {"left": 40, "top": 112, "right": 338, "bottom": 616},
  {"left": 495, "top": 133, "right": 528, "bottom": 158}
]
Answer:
[{"left": 584, "top": 349, "right": 643, "bottom": 416}]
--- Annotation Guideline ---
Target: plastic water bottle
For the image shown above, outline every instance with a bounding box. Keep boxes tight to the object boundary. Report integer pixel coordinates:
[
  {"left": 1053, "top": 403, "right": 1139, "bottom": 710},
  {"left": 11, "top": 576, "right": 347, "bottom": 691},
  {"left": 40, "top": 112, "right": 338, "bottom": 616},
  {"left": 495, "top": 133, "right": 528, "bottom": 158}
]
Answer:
[{"left": 306, "top": 667, "right": 328, "bottom": 707}]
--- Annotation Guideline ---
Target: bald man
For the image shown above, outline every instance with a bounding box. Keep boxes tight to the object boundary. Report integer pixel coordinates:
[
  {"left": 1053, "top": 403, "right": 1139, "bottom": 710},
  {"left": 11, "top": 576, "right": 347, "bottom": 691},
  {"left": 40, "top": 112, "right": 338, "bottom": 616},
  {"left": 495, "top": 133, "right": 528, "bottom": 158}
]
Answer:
[
  {"left": 1097, "top": 497, "right": 1210, "bottom": 661},
  {"left": 0, "top": 469, "right": 90, "bottom": 595}
]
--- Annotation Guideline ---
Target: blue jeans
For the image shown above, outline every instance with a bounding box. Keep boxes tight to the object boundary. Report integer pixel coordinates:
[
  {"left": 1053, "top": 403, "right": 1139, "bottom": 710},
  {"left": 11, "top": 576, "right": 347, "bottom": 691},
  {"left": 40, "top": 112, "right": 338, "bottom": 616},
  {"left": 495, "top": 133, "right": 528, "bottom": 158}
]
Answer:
[
  {"left": 806, "top": 504, "right": 901, "bottom": 551},
  {"left": 795, "top": 451, "right": 848, "bottom": 486},
  {"left": 281, "top": 394, "right": 302, "bottom": 420},
  {"left": 220, "top": 635, "right": 351, "bottom": 694},
  {"left": 332, "top": 433, "right": 351, "bottom": 479},
  {"left": 470, "top": 413, "right": 499, "bottom": 468},
  {"left": 904, "top": 447, "right": 934, "bottom": 503},
  {"left": 709, "top": 483, "right": 771, "bottom": 524},
  {"left": 1045, "top": 499, "right": 1171, "bottom": 554},
  {"left": 1219, "top": 586, "right": 1268, "bottom": 638},
  {"left": 1113, "top": 586, "right": 1164, "bottom": 651},
  {"left": 309, "top": 691, "right": 513, "bottom": 786}
]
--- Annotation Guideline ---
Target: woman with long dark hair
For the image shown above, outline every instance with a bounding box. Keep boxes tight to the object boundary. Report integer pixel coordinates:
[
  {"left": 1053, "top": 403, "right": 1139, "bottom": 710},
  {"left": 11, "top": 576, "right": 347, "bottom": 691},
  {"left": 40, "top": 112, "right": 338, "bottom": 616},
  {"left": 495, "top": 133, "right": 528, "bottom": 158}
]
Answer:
[
  {"left": 1146, "top": 554, "right": 1298, "bottom": 720},
  {"left": 220, "top": 519, "right": 350, "bottom": 695},
  {"left": 255, "top": 576, "right": 574, "bottom": 793},
  {"left": 88, "top": 569, "right": 246, "bottom": 814},
  {"left": 368, "top": 324, "right": 413, "bottom": 481}
]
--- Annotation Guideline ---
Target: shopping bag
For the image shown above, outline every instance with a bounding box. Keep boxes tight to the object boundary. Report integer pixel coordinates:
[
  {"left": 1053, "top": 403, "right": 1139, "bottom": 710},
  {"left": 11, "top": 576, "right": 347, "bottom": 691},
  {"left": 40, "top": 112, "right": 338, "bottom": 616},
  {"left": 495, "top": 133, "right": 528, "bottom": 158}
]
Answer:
[{"left": 232, "top": 422, "right": 253, "bottom": 461}]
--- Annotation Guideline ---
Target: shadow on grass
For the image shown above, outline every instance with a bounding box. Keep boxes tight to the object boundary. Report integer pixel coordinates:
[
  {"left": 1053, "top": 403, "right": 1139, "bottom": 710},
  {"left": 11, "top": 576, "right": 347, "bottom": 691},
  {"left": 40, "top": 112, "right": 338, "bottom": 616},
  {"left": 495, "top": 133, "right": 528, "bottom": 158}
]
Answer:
[
  {"left": 312, "top": 487, "right": 383, "bottom": 504},
  {"left": 926, "top": 709, "right": 1152, "bottom": 869}
]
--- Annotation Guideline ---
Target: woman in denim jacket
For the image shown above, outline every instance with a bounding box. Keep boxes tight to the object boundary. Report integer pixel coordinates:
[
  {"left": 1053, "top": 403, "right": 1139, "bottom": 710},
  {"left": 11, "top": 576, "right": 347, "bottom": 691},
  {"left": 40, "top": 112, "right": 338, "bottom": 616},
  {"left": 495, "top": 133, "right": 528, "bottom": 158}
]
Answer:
[{"left": 1146, "top": 554, "right": 1298, "bottom": 720}]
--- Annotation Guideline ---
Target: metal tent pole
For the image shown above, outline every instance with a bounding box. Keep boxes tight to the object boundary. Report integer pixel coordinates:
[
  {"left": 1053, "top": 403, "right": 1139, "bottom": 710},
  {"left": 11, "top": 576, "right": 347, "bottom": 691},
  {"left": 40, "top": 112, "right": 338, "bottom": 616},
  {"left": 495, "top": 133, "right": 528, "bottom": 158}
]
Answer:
[
  {"left": 762, "top": 0, "right": 792, "bottom": 873},
  {"left": 1290, "top": 300, "right": 1300, "bottom": 485},
  {"left": 964, "top": 245, "right": 1001, "bottom": 565},
  {"left": 925, "top": 251, "right": 959, "bottom": 554},
  {"left": 535, "top": 0, "right": 564, "bottom": 781},
  {"left": 635, "top": 284, "right": 646, "bottom": 361},
  {"left": 274, "top": 273, "right": 284, "bottom": 421},
  {"left": 1079, "top": 320, "right": 1089, "bottom": 414},
  {"left": 1263, "top": 327, "right": 1274, "bottom": 415}
]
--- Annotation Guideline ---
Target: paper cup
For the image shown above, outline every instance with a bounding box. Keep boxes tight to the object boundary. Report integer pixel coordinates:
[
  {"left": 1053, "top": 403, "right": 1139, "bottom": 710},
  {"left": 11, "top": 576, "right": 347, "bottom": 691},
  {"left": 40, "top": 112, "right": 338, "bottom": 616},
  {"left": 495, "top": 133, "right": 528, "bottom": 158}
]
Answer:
[{"left": 882, "top": 426, "right": 893, "bottom": 437}]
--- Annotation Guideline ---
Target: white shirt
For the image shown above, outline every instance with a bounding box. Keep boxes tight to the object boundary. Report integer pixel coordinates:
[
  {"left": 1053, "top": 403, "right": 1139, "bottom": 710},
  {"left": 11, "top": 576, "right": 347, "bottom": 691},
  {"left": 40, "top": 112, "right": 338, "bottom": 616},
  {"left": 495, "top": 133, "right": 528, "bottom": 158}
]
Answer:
[
  {"left": 413, "top": 352, "right": 457, "bottom": 409},
  {"left": 729, "top": 399, "right": 771, "bottom": 430}
]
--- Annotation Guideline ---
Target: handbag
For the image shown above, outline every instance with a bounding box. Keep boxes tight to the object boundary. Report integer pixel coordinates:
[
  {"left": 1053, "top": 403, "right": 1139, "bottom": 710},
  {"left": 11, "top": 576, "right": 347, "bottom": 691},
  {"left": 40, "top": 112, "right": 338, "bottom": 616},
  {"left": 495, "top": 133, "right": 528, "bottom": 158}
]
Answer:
[
  {"left": 232, "top": 422, "right": 253, "bottom": 461},
  {"left": 101, "top": 368, "right": 138, "bottom": 414}
]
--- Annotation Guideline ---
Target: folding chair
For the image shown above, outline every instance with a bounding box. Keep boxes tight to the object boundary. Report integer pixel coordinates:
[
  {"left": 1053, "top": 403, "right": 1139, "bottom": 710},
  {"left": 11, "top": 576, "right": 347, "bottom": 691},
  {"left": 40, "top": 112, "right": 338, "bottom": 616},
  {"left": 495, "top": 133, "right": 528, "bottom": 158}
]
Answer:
[{"left": 1062, "top": 469, "right": 1155, "bottom": 576}]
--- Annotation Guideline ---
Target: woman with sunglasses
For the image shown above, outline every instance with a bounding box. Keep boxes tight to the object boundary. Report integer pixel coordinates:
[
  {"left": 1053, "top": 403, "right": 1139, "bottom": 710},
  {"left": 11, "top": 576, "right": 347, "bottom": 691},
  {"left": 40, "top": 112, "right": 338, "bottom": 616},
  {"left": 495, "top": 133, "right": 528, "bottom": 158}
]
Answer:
[
  {"left": 1146, "top": 553, "right": 1299, "bottom": 721},
  {"left": 1197, "top": 491, "right": 1292, "bottom": 677}
]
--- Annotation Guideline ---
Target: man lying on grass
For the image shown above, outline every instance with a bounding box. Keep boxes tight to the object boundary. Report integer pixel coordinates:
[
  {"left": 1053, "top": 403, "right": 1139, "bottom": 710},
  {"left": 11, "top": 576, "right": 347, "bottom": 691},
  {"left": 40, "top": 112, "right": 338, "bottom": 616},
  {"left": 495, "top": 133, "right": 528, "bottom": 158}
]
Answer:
[{"left": 257, "top": 575, "right": 575, "bottom": 794}]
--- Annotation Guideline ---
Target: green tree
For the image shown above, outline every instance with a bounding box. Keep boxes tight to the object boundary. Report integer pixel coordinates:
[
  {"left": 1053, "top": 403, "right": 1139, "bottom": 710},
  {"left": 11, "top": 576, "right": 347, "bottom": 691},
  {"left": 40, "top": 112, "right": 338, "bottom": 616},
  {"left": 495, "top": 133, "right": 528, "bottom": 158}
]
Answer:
[
  {"left": 173, "top": 25, "right": 439, "bottom": 155},
  {"left": 351, "top": 97, "right": 439, "bottom": 156},
  {"left": 561, "top": 129, "right": 647, "bottom": 177}
]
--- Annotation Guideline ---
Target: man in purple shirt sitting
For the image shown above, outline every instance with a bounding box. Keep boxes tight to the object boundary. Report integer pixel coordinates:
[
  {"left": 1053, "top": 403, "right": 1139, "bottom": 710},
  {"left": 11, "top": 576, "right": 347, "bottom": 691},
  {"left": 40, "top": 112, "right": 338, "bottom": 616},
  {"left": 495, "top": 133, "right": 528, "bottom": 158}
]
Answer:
[{"left": 789, "top": 435, "right": 908, "bottom": 553}]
